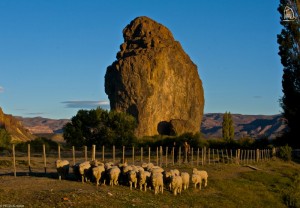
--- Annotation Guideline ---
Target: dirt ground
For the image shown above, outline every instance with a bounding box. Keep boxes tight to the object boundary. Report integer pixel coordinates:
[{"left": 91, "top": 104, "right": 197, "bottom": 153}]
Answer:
[{"left": 0, "top": 157, "right": 298, "bottom": 208}]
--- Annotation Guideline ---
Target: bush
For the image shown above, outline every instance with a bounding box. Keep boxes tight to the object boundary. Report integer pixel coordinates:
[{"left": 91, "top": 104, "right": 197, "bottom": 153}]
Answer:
[
  {"left": 16, "top": 137, "right": 58, "bottom": 153},
  {"left": 0, "top": 128, "right": 11, "bottom": 150},
  {"left": 282, "top": 174, "right": 300, "bottom": 208},
  {"left": 278, "top": 145, "right": 293, "bottom": 161}
]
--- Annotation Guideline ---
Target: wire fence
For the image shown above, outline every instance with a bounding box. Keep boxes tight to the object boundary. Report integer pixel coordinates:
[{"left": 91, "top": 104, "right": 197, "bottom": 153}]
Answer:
[{"left": 0, "top": 144, "right": 274, "bottom": 177}]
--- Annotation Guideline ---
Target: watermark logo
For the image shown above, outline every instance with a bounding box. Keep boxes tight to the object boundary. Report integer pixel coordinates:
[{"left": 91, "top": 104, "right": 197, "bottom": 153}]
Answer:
[{"left": 283, "top": 6, "right": 296, "bottom": 21}]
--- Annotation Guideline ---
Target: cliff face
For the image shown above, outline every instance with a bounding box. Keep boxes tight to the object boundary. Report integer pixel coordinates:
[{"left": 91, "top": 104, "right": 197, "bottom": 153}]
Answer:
[
  {"left": 0, "top": 108, "right": 34, "bottom": 142},
  {"left": 105, "top": 16, "right": 204, "bottom": 137}
]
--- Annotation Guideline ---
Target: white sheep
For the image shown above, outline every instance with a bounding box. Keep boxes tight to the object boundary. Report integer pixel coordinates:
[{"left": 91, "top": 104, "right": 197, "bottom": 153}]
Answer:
[
  {"left": 108, "top": 166, "right": 121, "bottom": 186},
  {"left": 128, "top": 170, "right": 137, "bottom": 190},
  {"left": 151, "top": 172, "right": 164, "bottom": 194},
  {"left": 192, "top": 174, "right": 202, "bottom": 189},
  {"left": 142, "top": 162, "right": 154, "bottom": 171},
  {"left": 181, "top": 172, "right": 190, "bottom": 190},
  {"left": 171, "top": 175, "right": 182, "bottom": 196},
  {"left": 138, "top": 170, "right": 151, "bottom": 191},
  {"left": 170, "top": 169, "right": 180, "bottom": 176},
  {"left": 93, "top": 164, "right": 105, "bottom": 187},
  {"left": 79, "top": 161, "right": 91, "bottom": 183},
  {"left": 55, "top": 159, "right": 70, "bottom": 181},
  {"left": 192, "top": 168, "right": 208, "bottom": 188},
  {"left": 149, "top": 166, "right": 164, "bottom": 174}
]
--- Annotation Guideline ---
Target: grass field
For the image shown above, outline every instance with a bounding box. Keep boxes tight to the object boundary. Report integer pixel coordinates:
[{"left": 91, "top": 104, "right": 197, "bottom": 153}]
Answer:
[{"left": 0, "top": 158, "right": 299, "bottom": 208}]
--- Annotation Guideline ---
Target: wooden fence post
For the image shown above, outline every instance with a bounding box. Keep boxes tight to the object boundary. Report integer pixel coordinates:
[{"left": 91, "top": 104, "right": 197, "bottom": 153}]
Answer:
[
  {"left": 122, "top": 146, "right": 125, "bottom": 163},
  {"left": 256, "top": 149, "right": 259, "bottom": 163},
  {"left": 237, "top": 149, "right": 241, "bottom": 164},
  {"left": 226, "top": 149, "right": 229, "bottom": 164},
  {"left": 172, "top": 147, "right": 175, "bottom": 165},
  {"left": 178, "top": 147, "right": 181, "bottom": 165},
  {"left": 230, "top": 149, "right": 233, "bottom": 164},
  {"left": 191, "top": 147, "right": 193, "bottom": 165},
  {"left": 92, "top": 145, "right": 96, "bottom": 161},
  {"left": 165, "top": 147, "right": 168, "bottom": 167},
  {"left": 148, "top": 147, "right": 151, "bottom": 163},
  {"left": 113, "top": 145, "right": 115, "bottom": 163},
  {"left": 221, "top": 149, "right": 224, "bottom": 163},
  {"left": 156, "top": 147, "right": 159, "bottom": 166},
  {"left": 28, "top": 143, "right": 31, "bottom": 173},
  {"left": 202, "top": 148, "right": 204, "bottom": 166},
  {"left": 141, "top": 147, "right": 143, "bottom": 164},
  {"left": 197, "top": 148, "right": 199, "bottom": 166},
  {"left": 208, "top": 148, "right": 211, "bottom": 165},
  {"left": 58, "top": 144, "right": 61, "bottom": 160},
  {"left": 84, "top": 146, "right": 87, "bottom": 162},
  {"left": 132, "top": 146, "right": 135, "bottom": 165},
  {"left": 204, "top": 147, "right": 207, "bottom": 165},
  {"left": 13, "top": 144, "right": 16, "bottom": 177},
  {"left": 43, "top": 144, "right": 47, "bottom": 174},
  {"left": 160, "top": 146, "right": 163, "bottom": 167},
  {"left": 72, "top": 146, "right": 76, "bottom": 166},
  {"left": 102, "top": 145, "right": 105, "bottom": 162}
]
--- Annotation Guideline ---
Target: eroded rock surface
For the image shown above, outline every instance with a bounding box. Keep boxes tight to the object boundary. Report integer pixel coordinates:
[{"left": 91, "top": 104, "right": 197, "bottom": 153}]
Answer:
[{"left": 105, "top": 16, "right": 204, "bottom": 137}]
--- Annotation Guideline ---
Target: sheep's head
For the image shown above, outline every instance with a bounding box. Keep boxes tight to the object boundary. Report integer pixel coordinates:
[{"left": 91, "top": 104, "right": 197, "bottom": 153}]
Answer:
[{"left": 192, "top": 174, "right": 198, "bottom": 183}]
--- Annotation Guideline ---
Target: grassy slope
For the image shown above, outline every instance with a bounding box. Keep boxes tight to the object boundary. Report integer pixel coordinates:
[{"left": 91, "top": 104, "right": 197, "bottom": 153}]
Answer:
[{"left": 0, "top": 159, "right": 299, "bottom": 208}]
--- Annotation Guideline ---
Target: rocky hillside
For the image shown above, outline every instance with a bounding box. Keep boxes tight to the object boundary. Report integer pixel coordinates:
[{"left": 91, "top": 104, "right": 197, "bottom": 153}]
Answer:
[
  {"left": 16, "top": 117, "right": 69, "bottom": 134},
  {"left": 0, "top": 108, "right": 34, "bottom": 142},
  {"left": 201, "top": 113, "right": 286, "bottom": 139}
]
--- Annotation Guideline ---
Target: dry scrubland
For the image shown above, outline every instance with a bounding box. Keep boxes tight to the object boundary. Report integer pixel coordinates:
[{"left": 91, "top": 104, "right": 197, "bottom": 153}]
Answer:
[{"left": 0, "top": 157, "right": 299, "bottom": 208}]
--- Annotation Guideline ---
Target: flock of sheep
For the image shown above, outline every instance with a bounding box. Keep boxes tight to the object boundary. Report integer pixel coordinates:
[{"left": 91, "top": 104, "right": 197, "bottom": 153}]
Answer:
[{"left": 55, "top": 159, "right": 208, "bottom": 195}]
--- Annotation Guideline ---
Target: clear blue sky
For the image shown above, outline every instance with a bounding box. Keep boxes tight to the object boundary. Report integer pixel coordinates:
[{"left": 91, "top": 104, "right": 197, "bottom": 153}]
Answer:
[{"left": 0, "top": 0, "right": 283, "bottom": 119}]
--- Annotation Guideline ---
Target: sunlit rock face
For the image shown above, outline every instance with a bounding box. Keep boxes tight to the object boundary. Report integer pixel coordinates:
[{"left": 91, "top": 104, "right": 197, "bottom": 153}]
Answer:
[{"left": 105, "top": 16, "right": 204, "bottom": 137}]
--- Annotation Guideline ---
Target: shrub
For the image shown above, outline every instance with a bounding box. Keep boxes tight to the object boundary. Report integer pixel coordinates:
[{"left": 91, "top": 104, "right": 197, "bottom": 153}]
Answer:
[
  {"left": 278, "top": 145, "right": 293, "bottom": 161},
  {"left": 15, "top": 137, "right": 58, "bottom": 153},
  {"left": 282, "top": 174, "right": 300, "bottom": 208}
]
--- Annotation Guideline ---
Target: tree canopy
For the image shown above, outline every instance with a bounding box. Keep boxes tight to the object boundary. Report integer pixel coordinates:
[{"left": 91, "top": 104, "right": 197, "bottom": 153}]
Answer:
[
  {"left": 222, "top": 112, "right": 234, "bottom": 142},
  {"left": 63, "top": 108, "right": 137, "bottom": 147},
  {"left": 278, "top": 0, "right": 300, "bottom": 147}
]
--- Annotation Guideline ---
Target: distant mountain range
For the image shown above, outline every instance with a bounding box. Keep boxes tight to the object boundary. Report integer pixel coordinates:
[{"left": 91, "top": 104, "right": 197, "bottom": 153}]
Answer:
[
  {"left": 16, "top": 113, "right": 287, "bottom": 139},
  {"left": 15, "top": 116, "right": 69, "bottom": 134},
  {"left": 201, "top": 113, "right": 286, "bottom": 139}
]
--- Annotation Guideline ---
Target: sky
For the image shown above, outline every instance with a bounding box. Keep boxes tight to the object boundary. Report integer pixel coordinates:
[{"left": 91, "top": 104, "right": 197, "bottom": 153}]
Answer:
[{"left": 0, "top": 0, "right": 283, "bottom": 119}]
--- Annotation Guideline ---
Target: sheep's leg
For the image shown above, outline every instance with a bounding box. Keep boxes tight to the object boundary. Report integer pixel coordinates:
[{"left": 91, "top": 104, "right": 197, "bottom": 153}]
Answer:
[
  {"left": 59, "top": 175, "right": 61, "bottom": 181},
  {"left": 204, "top": 179, "right": 207, "bottom": 187},
  {"left": 130, "top": 181, "right": 132, "bottom": 190},
  {"left": 81, "top": 175, "right": 84, "bottom": 183},
  {"left": 199, "top": 182, "right": 202, "bottom": 190}
]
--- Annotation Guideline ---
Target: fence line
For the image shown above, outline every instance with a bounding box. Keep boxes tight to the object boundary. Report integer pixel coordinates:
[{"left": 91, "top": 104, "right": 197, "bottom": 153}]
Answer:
[{"left": 4, "top": 144, "right": 275, "bottom": 177}]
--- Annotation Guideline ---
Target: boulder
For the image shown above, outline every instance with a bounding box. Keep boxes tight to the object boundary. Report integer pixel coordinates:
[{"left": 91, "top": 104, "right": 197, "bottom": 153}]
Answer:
[{"left": 105, "top": 16, "right": 204, "bottom": 137}]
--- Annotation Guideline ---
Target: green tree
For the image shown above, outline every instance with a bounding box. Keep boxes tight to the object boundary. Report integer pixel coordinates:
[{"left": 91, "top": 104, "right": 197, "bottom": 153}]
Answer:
[
  {"left": 277, "top": 0, "right": 300, "bottom": 148},
  {"left": 63, "top": 108, "right": 136, "bottom": 147},
  {"left": 222, "top": 112, "right": 234, "bottom": 142},
  {"left": 0, "top": 128, "right": 11, "bottom": 150}
]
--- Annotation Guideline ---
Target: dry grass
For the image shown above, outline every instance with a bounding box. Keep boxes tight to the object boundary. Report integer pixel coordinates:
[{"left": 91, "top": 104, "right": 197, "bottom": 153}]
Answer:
[{"left": 0, "top": 156, "right": 299, "bottom": 208}]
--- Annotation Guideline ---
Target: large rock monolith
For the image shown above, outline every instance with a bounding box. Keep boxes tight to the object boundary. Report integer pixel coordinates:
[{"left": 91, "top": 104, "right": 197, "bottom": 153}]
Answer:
[{"left": 105, "top": 16, "right": 204, "bottom": 137}]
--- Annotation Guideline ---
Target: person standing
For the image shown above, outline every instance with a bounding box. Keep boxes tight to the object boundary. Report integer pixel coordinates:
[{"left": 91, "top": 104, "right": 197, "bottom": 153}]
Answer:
[
  {"left": 183, "top": 141, "right": 190, "bottom": 163},
  {"left": 173, "top": 142, "right": 178, "bottom": 163}
]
